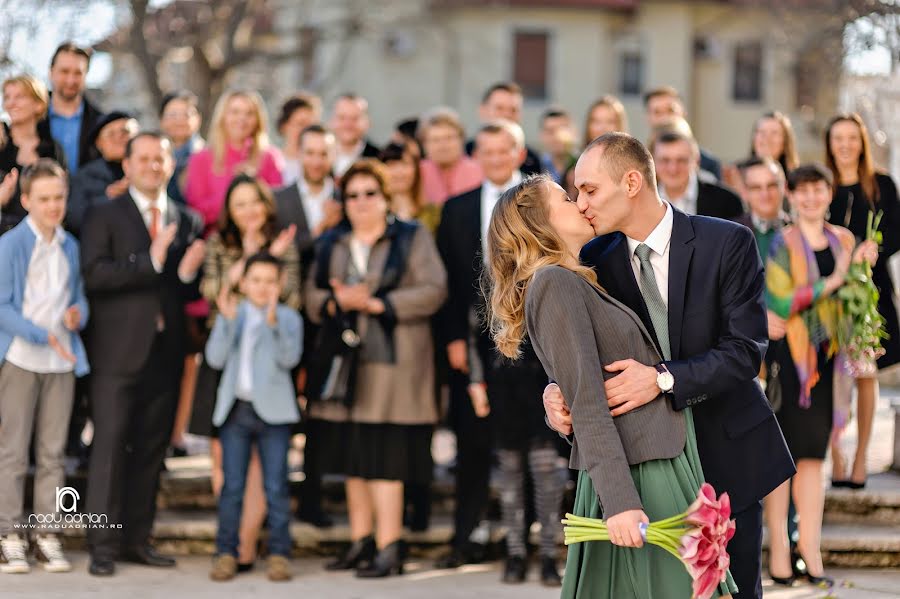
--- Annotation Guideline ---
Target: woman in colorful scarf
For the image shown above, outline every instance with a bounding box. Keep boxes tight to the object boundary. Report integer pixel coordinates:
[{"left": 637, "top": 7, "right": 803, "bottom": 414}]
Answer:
[{"left": 764, "top": 163, "right": 877, "bottom": 588}]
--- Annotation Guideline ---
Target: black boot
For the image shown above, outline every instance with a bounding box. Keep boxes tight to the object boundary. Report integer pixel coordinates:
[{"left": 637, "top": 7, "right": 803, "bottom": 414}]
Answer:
[
  {"left": 355, "top": 540, "right": 405, "bottom": 578},
  {"left": 540, "top": 556, "right": 562, "bottom": 587},
  {"left": 325, "top": 535, "right": 375, "bottom": 571},
  {"left": 502, "top": 555, "right": 527, "bottom": 584}
]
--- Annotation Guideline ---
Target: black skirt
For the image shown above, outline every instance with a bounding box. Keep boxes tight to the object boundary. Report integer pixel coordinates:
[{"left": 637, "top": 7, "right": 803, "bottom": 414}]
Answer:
[
  {"left": 187, "top": 357, "right": 223, "bottom": 438},
  {"left": 488, "top": 354, "right": 559, "bottom": 451},
  {"left": 305, "top": 417, "right": 433, "bottom": 484}
]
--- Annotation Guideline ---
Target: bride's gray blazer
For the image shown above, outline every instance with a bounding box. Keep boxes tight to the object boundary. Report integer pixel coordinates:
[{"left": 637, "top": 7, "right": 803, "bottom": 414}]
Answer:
[{"left": 525, "top": 265, "right": 686, "bottom": 518}]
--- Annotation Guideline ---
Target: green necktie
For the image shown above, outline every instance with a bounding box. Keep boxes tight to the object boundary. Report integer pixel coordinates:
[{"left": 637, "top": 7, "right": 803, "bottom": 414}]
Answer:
[{"left": 634, "top": 243, "right": 671, "bottom": 360}]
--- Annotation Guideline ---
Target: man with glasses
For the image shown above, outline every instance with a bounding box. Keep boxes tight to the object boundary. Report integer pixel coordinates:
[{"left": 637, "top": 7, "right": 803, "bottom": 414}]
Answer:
[{"left": 735, "top": 157, "right": 789, "bottom": 261}]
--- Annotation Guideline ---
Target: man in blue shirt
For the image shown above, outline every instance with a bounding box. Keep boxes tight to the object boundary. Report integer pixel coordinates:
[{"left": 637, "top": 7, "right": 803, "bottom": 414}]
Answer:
[{"left": 43, "top": 42, "right": 102, "bottom": 173}]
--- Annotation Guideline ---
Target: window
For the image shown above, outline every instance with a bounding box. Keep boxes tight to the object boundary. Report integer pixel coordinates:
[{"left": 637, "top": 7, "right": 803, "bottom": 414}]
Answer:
[
  {"left": 733, "top": 41, "right": 763, "bottom": 102},
  {"left": 620, "top": 51, "right": 643, "bottom": 96},
  {"left": 513, "top": 31, "right": 549, "bottom": 100}
]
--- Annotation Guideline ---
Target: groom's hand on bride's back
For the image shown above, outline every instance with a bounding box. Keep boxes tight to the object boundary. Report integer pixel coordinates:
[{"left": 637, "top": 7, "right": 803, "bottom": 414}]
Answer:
[
  {"left": 604, "top": 360, "right": 660, "bottom": 417},
  {"left": 542, "top": 383, "right": 573, "bottom": 435}
]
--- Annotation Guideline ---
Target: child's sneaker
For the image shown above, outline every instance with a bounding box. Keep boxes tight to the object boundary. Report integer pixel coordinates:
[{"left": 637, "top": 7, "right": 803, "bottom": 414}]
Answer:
[
  {"left": 210, "top": 554, "right": 237, "bottom": 581},
  {"left": 33, "top": 534, "right": 71, "bottom": 572},
  {"left": 266, "top": 554, "right": 292, "bottom": 581},
  {"left": 0, "top": 534, "right": 30, "bottom": 574}
]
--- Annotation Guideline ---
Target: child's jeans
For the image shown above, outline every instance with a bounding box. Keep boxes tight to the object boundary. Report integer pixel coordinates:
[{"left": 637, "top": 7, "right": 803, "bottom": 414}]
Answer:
[{"left": 216, "top": 400, "right": 293, "bottom": 557}]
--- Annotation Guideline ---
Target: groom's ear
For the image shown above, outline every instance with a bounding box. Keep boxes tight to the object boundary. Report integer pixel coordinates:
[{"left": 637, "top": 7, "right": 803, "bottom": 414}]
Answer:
[{"left": 622, "top": 169, "right": 644, "bottom": 198}]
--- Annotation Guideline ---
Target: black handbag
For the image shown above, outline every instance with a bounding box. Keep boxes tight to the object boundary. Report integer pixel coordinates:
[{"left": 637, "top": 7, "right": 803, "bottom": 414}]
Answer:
[
  {"left": 763, "top": 339, "right": 784, "bottom": 413},
  {"left": 305, "top": 307, "right": 362, "bottom": 407}
]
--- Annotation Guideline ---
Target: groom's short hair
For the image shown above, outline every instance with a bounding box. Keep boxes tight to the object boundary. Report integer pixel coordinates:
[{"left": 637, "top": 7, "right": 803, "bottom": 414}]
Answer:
[{"left": 585, "top": 132, "right": 656, "bottom": 189}]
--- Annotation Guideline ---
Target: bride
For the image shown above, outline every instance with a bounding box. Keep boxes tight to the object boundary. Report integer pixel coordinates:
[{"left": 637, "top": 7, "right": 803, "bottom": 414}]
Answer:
[{"left": 484, "top": 174, "right": 735, "bottom": 598}]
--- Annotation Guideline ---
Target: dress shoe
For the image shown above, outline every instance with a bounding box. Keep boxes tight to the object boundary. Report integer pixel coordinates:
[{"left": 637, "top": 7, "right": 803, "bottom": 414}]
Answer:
[
  {"left": 325, "top": 535, "right": 375, "bottom": 571},
  {"left": 502, "top": 555, "right": 527, "bottom": 583},
  {"left": 236, "top": 561, "right": 254, "bottom": 574},
  {"left": 121, "top": 545, "right": 176, "bottom": 567},
  {"left": 805, "top": 572, "right": 834, "bottom": 588},
  {"left": 434, "top": 544, "right": 483, "bottom": 569},
  {"left": 89, "top": 557, "right": 115, "bottom": 577},
  {"left": 356, "top": 540, "right": 405, "bottom": 578},
  {"left": 767, "top": 569, "right": 795, "bottom": 586},
  {"left": 540, "top": 556, "right": 562, "bottom": 587}
]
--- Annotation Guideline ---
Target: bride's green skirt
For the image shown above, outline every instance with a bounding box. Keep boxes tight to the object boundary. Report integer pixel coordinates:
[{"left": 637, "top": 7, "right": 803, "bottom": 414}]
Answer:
[{"left": 561, "top": 409, "right": 738, "bottom": 598}]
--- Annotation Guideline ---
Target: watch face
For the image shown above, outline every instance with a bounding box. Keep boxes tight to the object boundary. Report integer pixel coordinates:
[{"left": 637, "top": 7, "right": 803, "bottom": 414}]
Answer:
[{"left": 658, "top": 372, "right": 675, "bottom": 391}]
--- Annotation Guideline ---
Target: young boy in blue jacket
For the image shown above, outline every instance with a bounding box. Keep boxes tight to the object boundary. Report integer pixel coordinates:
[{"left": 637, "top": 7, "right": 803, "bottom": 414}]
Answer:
[
  {"left": 0, "top": 159, "right": 89, "bottom": 574},
  {"left": 205, "top": 252, "right": 302, "bottom": 582}
]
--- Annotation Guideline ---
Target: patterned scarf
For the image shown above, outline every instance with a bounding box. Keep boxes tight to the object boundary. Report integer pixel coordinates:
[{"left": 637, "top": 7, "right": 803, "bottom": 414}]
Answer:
[{"left": 766, "top": 224, "right": 854, "bottom": 407}]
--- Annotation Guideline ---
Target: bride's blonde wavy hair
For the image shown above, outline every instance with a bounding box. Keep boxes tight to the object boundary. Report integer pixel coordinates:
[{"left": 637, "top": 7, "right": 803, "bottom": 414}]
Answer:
[{"left": 485, "top": 174, "right": 601, "bottom": 359}]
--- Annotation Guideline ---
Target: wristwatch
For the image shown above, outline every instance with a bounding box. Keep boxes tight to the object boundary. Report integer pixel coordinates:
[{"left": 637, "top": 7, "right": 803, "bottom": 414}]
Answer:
[{"left": 655, "top": 363, "right": 675, "bottom": 393}]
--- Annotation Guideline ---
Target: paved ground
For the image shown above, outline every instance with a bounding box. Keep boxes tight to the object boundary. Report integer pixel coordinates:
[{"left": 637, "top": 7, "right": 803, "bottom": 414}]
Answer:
[{"left": 3, "top": 555, "right": 900, "bottom": 598}]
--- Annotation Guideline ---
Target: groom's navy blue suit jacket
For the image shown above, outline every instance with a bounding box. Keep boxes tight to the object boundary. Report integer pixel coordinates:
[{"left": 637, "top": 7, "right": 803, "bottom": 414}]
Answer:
[{"left": 580, "top": 208, "right": 795, "bottom": 513}]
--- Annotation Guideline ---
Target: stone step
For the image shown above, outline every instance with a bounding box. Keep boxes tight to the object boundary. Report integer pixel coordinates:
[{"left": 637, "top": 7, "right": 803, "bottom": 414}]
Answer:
[
  {"left": 823, "top": 471, "right": 900, "bottom": 526},
  {"left": 54, "top": 509, "right": 900, "bottom": 568}
]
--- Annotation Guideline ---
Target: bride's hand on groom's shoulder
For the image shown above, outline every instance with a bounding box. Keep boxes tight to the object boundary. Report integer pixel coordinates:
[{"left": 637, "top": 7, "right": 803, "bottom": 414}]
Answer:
[
  {"left": 543, "top": 383, "right": 573, "bottom": 435},
  {"left": 604, "top": 360, "right": 660, "bottom": 417}
]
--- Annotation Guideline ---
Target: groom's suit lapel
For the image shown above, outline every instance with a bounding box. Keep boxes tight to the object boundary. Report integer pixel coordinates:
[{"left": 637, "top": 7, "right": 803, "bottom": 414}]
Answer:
[
  {"left": 667, "top": 209, "right": 695, "bottom": 361},
  {"left": 601, "top": 234, "right": 663, "bottom": 357}
]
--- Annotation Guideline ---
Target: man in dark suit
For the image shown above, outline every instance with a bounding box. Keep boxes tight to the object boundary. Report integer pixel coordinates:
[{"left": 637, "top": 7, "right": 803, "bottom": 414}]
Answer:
[
  {"left": 274, "top": 124, "right": 342, "bottom": 269},
  {"left": 435, "top": 120, "right": 525, "bottom": 569},
  {"left": 651, "top": 129, "right": 743, "bottom": 220},
  {"left": 464, "top": 82, "right": 541, "bottom": 176},
  {"left": 329, "top": 93, "right": 380, "bottom": 179},
  {"left": 544, "top": 133, "right": 794, "bottom": 599},
  {"left": 643, "top": 86, "right": 721, "bottom": 181},
  {"left": 42, "top": 42, "right": 103, "bottom": 173},
  {"left": 80, "top": 132, "right": 205, "bottom": 576},
  {"left": 274, "top": 123, "right": 341, "bottom": 527}
]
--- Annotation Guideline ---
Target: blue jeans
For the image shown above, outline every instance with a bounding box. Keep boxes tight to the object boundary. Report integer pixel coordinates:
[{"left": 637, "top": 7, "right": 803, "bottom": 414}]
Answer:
[{"left": 216, "top": 400, "right": 293, "bottom": 557}]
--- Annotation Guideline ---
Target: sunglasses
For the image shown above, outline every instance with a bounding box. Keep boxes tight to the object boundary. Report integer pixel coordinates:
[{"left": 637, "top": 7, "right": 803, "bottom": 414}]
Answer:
[{"left": 345, "top": 189, "right": 381, "bottom": 201}]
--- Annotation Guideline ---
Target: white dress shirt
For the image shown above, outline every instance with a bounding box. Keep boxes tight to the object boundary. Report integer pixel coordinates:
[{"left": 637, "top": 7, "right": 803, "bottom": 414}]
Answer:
[
  {"left": 6, "top": 218, "right": 74, "bottom": 374},
  {"left": 659, "top": 171, "right": 699, "bottom": 216},
  {"left": 130, "top": 186, "right": 169, "bottom": 273},
  {"left": 298, "top": 176, "right": 335, "bottom": 233},
  {"left": 235, "top": 304, "right": 266, "bottom": 400},
  {"left": 481, "top": 171, "right": 523, "bottom": 261},
  {"left": 625, "top": 202, "right": 674, "bottom": 309},
  {"left": 334, "top": 140, "right": 366, "bottom": 179}
]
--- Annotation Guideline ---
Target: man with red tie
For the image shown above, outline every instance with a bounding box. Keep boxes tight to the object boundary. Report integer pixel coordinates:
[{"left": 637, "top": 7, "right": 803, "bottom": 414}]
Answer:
[{"left": 79, "top": 132, "right": 205, "bottom": 576}]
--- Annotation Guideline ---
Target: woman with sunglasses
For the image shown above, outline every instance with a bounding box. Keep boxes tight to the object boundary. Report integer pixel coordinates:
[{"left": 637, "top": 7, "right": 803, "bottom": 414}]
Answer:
[{"left": 303, "top": 159, "right": 446, "bottom": 577}]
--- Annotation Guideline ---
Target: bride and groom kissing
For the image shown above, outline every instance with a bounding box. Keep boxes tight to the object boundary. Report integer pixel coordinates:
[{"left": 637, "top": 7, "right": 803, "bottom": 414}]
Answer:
[{"left": 483, "top": 132, "right": 794, "bottom": 598}]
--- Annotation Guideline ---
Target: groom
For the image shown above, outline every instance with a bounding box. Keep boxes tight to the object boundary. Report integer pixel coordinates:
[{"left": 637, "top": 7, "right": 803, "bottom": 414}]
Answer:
[{"left": 543, "top": 133, "right": 794, "bottom": 599}]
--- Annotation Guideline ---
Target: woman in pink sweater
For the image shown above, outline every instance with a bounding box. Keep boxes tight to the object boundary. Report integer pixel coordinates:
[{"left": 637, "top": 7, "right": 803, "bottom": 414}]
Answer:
[{"left": 185, "top": 90, "right": 284, "bottom": 234}]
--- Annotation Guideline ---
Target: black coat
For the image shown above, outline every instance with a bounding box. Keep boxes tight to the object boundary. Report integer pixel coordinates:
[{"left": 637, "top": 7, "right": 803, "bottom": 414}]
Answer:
[
  {"left": 65, "top": 157, "right": 123, "bottom": 237},
  {"left": 435, "top": 186, "right": 545, "bottom": 392},
  {"left": 696, "top": 181, "right": 744, "bottom": 221},
  {"left": 80, "top": 192, "right": 203, "bottom": 376},
  {"left": 0, "top": 120, "right": 67, "bottom": 235},
  {"left": 580, "top": 209, "right": 795, "bottom": 512}
]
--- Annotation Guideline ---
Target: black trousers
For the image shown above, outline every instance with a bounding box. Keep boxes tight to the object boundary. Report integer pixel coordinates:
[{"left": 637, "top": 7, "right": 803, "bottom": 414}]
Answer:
[
  {"left": 447, "top": 370, "right": 492, "bottom": 549},
  {"left": 730, "top": 499, "right": 764, "bottom": 599},
  {"left": 85, "top": 336, "right": 180, "bottom": 559}
]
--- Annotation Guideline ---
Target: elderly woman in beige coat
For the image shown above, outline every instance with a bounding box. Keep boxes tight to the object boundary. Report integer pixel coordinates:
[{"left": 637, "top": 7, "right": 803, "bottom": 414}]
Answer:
[{"left": 304, "top": 159, "right": 447, "bottom": 578}]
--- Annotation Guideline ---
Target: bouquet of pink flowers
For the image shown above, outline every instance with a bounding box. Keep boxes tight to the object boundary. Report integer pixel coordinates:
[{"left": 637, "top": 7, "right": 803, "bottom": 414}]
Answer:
[{"left": 562, "top": 483, "right": 736, "bottom": 599}]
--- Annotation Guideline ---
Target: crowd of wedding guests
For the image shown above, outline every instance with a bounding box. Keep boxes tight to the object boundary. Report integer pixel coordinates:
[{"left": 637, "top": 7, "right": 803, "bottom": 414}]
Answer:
[{"left": 0, "top": 41, "right": 898, "bottom": 591}]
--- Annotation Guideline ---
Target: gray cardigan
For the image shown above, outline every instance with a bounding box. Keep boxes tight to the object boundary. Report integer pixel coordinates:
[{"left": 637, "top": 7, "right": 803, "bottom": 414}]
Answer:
[{"left": 525, "top": 265, "right": 686, "bottom": 517}]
